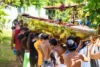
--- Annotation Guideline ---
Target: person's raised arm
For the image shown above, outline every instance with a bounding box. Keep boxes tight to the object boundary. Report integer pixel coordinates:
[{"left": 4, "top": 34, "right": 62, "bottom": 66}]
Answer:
[
  {"left": 90, "top": 38, "right": 100, "bottom": 59},
  {"left": 11, "top": 30, "right": 15, "bottom": 49},
  {"left": 76, "top": 40, "right": 82, "bottom": 52},
  {"left": 80, "top": 43, "right": 91, "bottom": 62}
]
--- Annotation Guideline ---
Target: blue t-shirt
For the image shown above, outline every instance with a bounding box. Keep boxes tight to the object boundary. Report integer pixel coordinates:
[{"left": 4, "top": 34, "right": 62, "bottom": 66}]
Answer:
[{"left": 85, "top": 20, "right": 91, "bottom": 27}]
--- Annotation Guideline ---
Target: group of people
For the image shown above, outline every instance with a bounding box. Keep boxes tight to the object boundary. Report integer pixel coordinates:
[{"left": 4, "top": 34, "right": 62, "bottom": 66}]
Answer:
[
  {"left": 69, "top": 16, "right": 91, "bottom": 27},
  {"left": 11, "top": 19, "right": 100, "bottom": 67}
]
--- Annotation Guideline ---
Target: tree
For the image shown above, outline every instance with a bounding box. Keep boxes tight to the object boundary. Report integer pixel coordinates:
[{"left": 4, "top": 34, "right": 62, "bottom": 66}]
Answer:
[
  {"left": 2, "top": 0, "right": 100, "bottom": 28},
  {"left": 84, "top": 0, "right": 100, "bottom": 28},
  {"left": 0, "top": 4, "right": 7, "bottom": 43}
]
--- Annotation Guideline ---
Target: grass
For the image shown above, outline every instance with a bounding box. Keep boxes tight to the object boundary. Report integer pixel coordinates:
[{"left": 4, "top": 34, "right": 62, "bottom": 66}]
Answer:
[{"left": 0, "top": 30, "right": 21, "bottom": 67}]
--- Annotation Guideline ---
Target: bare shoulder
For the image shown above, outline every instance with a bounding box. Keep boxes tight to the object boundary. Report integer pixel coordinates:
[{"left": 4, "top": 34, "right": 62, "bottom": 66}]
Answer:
[
  {"left": 62, "top": 53, "right": 68, "bottom": 59},
  {"left": 51, "top": 49, "right": 56, "bottom": 53},
  {"left": 41, "top": 43, "right": 46, "bottom": 47}
]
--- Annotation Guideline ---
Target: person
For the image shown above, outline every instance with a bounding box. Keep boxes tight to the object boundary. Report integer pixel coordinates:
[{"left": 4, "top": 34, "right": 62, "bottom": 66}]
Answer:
[
  {"left": 22, "top": 31, "right": 30, "bottom": 52},
  {"left": 63, "top": 36, "right": 90, "bottom": 67},
  {"left": 17, "top": 27, "right": 29, "bottom": 61},
  {"left": 11, "top": 26, "right": 16, "bottom": 47},
  {"left": 67, "top": 36, "right": 91, "bottom": 67},
  {"left": 28, "top": 33, "right": 38, "bottom": 67},
  {"left": 49, "top": 38, "right": 66, "bottom": 67},
  {"left": 11, "top": 19, "right": 18, "bottom": 50},
  {"left": 12, "top": 22, "right": 21, "bottom": 64},
  {"left": 22, "top": 31, "right": 30, "bottom": 67},
  {"left": 19, "top": 19, "right": 24, "bottom": 28},
  {"left": 23, "top": 23, "right": 29, "bottom": 31},
  {"left": 34, "top": 33, "right": 43, "bottom": 67},
  {"left": 69, "top": 16, "right": 74, "bottom": 24},
  {"left": 57, "top": 19, "right": 63, "bottom": 25},
  {"left": 89, "top": 36, "right": 100, "bottom": 67},
  {"left": 90, "top": 38, "right": 100, "bottom": 59},
  {"left": 11, "top": 26, "right": 16, "bottom": 55},
  {"left": 79, "top": 40, "right": 91, "bottom": 67},
  {"left": 40, "top": 34, "right": 50, "bottom": 67},
  {"left": 85, "top": 16, "right": 91, "bottom": 27},
  {"left": 17, "top": 33, "right": 25, "bottom": 62}
]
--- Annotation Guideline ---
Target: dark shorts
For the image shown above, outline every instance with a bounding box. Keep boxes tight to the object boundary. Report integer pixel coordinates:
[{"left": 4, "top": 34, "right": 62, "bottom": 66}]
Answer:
[
  {"left": 16, "top": 50, "right": 21, "bottom": 56},
  {"left": 30, "top": 63, "right": 37, "bottom": 67},
  {"left": 20, "top": 48, "right": 25, "bottom": 59}
]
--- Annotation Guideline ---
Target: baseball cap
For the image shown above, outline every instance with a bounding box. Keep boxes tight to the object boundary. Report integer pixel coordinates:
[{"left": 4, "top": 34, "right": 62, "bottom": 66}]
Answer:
[{"left": 66, "top": 36, "right": 77, "bottom": 50}]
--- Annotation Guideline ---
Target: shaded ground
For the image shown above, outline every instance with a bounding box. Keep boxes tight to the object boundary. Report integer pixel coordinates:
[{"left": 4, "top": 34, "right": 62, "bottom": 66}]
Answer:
[{"left": 0, "top": 30, "right": 21, "bottom": 67}]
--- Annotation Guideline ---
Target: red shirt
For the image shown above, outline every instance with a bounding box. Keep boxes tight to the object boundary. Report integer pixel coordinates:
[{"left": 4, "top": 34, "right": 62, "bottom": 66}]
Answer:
[{"left": 14, "top": 29, "right": 20, "bottom": 50}]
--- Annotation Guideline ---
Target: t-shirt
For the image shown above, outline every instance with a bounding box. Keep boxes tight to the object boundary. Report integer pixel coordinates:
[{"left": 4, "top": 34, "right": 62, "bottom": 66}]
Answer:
[
  {"left": 80, "top": 47, "right": 91, "bottom": 67},
  {"left": 14, "top": 29, "right": 20, "bottom": 50},
  {"left": 85, "top": 20, "right": 91, "bottom": 27},
  {"left": 34, "top": 40, "right": 43, "bottom": 65}
]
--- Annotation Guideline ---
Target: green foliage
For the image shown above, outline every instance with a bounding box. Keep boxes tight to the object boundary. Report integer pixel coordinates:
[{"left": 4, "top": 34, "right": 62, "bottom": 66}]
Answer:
[
  {"left": 72, "top": 0, "right": 84, "bottom": 4},
  {"left": 0, "top": 4, "right": 7, "bottom": 43},
  {"left": 3, "top": 0, "right": 100, "bottom": 28},
  {"left": 84, "top": 0, "right": 100, "bottom": 28},
  {"left": 11, "top": 0, "right": 21, "bottom": 7},
  {"left": 0, "top": 6, "right": 7, "bottom": 26}
]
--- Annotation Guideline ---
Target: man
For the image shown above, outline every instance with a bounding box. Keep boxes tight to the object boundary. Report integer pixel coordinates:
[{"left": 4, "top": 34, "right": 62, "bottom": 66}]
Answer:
[
  {"left": 12, "top": 22, "right": 21, "bottom": 64},
  {"left": 85, "top": 16, "right": 91, "bottom": 27},
  {"left": 49, "top": 38, "right": 66, "bottom": 67},
  {"left": 17, "top": 27, "right": 29, "bottom": 61},
  {"left": 40, "top": 34, "right": 50, "bottom": 67},
  {"left": 63, "top": 36, "right": 90, "bottom": 67},
  {"left": 11, "top": 19, "right": 18, "bottom": 49},
  {"left": 89, "top": 36, "right": 100, "bottom": 67},
  {"left": 90, "top": 38, "right": 100, "bottom": 59}
]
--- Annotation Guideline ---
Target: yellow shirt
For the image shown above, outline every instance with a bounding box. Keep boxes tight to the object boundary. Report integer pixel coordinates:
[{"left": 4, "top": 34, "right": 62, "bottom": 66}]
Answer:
[{"left": 34, "top": 40, "right": 42, "bottom": 65}]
